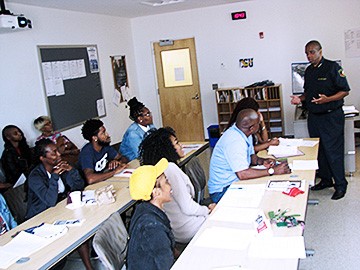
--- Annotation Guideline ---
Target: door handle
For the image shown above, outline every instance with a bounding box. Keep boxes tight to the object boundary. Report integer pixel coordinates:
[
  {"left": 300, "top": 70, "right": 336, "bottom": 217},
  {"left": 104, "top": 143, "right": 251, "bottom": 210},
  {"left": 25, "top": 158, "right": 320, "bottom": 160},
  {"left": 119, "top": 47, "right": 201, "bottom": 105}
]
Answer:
[{"left": 192, "top": 93, "right": 200, "bottom": 100}]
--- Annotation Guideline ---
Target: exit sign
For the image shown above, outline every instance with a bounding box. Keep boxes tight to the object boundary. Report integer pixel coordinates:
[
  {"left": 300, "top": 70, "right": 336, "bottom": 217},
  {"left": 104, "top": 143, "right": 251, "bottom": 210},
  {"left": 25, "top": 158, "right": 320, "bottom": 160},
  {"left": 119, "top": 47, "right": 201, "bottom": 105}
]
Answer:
[{"left": 231, "top": 11, "right": 247, "bottom": 20}]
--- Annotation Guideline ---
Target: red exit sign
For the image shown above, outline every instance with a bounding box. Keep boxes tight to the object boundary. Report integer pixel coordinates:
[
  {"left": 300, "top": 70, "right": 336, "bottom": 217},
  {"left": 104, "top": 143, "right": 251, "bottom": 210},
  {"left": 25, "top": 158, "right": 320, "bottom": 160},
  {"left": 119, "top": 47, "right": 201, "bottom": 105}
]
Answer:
[{"left": 231, "top": 11, "right": 247, "bottom": 20}]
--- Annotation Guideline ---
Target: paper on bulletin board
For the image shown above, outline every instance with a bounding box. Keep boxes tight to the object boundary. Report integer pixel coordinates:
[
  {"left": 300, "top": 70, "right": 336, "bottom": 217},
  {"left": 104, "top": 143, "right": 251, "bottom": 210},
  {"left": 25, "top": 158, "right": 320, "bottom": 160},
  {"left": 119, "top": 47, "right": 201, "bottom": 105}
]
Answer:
[
  {"left": 97, "top": 98, "right": 106, "bottom": 116},
  {"left": 345, "top": 27, "right": 360, "bottom": 58}
]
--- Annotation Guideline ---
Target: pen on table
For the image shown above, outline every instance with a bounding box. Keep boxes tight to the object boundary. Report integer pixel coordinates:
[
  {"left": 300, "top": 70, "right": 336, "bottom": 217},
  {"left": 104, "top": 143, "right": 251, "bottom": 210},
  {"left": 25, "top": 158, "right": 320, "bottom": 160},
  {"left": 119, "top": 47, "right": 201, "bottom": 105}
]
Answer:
[{"left": 229, "top": 187, "right": 243, "bottom": 190}]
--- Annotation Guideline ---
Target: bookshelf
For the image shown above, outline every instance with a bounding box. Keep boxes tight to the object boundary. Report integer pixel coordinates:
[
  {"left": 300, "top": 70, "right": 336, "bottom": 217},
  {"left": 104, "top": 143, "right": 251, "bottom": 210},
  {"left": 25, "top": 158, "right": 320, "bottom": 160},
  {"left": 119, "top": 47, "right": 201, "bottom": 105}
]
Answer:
[{"left": 215, "top": 84, "right": 284, "bottom": 137}]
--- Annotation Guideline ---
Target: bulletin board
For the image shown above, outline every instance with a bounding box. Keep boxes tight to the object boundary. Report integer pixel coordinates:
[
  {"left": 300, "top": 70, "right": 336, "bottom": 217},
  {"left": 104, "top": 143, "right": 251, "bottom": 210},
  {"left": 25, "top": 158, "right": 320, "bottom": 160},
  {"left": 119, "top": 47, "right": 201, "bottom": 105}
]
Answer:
[{"left": 38, "top": 45, "right": 105, "bottom": 131}]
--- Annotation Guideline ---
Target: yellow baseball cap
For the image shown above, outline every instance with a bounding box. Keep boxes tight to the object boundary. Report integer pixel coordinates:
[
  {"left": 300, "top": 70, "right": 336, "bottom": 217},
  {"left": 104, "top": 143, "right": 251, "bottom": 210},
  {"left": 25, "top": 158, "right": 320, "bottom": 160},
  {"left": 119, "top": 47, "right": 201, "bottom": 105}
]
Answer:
[{"left": 129, "top": 158, "right": 169, "bottom": 201}]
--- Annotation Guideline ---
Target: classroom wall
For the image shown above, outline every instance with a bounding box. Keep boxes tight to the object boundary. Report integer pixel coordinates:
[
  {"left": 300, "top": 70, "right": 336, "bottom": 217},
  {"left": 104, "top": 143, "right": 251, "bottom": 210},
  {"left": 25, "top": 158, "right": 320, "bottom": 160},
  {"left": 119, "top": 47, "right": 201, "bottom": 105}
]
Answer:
[
  {"left": 0, "top": 3, "right": 138, "bottom": 153},
  {"left": 131, "top": 0, "right": 360, "bottom": 138},
  {"left": 1, "top": 0, "right": 359, "bottom": 155}
]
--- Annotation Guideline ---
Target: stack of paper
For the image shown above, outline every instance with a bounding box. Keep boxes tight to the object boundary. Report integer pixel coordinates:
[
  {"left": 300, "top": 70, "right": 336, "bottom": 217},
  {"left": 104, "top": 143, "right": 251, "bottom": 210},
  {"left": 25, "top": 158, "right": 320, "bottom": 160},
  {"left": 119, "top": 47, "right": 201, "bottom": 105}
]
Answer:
[
  {"left": 194, "top": 227, "right": 255, "bottom": 251},
  {"left": 268, "top": 145, "right": 304, "bottom": 158},
  {"left": 0, "top": 224, "right": 67, "bottom": 268}
]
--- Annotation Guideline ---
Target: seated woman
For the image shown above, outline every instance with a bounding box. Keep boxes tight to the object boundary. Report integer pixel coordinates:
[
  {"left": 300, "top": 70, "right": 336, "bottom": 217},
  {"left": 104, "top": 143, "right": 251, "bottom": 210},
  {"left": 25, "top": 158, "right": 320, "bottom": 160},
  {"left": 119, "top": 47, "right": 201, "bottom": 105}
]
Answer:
[
  {"left": 120, "top": 97, "right": 156, "bottom": 161},
  {"left": 139, "top": 128, "right": 216, "bottom": 244},
  {"left": 127, "top": 158, "right": 175, "bottom": 270},
  {"left": 26, "top": 138, "right": 93, "bottom": 270},
  {"left": 0, "top": 193, "right": 17, "bottom": 235},
  {"left": 1, "top": 125, "right": 33, "bottom": 185},
  {"left": 33, "top": 116, "right": 80, "bottom": 164},
  {"left": 227, "top": 97, "right": 279, "bottom": 152}
]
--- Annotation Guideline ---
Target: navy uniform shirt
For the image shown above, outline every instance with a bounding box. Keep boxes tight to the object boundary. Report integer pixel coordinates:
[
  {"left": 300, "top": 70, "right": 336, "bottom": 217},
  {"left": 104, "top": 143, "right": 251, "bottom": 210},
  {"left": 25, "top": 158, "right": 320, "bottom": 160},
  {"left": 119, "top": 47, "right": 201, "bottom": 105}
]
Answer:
[{"left": 304, "top": 57, "right": 350, "bottom": 114}]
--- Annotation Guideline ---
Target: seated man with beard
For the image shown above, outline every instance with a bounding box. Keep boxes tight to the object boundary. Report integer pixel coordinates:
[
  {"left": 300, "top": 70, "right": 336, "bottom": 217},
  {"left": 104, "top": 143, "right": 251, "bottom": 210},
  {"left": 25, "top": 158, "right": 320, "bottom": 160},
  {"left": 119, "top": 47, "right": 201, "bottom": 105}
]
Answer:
[{"left": 79, "top": 119, "right": 127, "bottom": 185}]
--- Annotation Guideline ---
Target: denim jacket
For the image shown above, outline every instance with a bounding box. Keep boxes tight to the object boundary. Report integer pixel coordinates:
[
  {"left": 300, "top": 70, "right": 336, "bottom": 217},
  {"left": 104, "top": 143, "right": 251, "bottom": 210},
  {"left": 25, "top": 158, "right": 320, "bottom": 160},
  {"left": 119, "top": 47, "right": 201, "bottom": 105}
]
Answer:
[
  {"left": 120, "top": 122, "right": 156, "bottom": 161},
  {"left": 127, "top": 202, "right": 175, "bottom": 270},
  {"left": 0, "top": 194, "right": 17, "bottom": 234}
]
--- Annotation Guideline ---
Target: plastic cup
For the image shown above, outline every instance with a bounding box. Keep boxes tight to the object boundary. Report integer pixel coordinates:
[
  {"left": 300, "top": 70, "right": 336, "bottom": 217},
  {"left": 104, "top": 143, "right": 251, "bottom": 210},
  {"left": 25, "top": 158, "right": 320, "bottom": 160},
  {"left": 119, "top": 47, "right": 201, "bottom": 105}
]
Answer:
[{"left": 70, "top": 191, "right": 82, "bottom": 205}]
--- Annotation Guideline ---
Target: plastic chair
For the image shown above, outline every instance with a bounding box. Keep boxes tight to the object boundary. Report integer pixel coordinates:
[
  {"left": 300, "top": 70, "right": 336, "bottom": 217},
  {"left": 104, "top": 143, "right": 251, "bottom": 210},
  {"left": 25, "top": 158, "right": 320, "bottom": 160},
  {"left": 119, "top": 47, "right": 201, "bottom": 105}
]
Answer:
[
  {"left": 3, "top": 184, "right": 27, "bottom": 224},
  {"left": 93, "top": 212, "right": 128, "bottom": 270},
  {"left": 184, "top": 156, "right": 207, "bottom": 204}
]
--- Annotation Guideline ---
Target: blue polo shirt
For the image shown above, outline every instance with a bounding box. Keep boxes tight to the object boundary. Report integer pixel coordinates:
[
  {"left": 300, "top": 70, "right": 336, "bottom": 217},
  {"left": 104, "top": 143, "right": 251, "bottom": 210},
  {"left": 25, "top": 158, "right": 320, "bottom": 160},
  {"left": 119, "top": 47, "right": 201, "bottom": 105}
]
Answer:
[{"left": 208, "top": 124, "right": 254, "bottom": 194}]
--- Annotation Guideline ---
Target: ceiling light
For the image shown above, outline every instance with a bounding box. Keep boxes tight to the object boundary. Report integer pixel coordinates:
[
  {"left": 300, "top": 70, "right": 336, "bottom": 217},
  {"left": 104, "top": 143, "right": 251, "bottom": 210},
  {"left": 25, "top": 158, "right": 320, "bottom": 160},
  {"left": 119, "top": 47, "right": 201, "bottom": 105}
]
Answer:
[{"left": 141, "top": 0, "right": 185, "bottom": 7}]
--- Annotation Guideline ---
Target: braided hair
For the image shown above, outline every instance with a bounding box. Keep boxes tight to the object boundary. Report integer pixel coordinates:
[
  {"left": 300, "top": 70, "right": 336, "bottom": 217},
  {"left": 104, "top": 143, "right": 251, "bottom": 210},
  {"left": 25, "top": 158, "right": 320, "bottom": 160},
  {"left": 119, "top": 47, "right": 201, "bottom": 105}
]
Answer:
[{"left": 128, "top": 97, "right": 145, "bottom": 121}]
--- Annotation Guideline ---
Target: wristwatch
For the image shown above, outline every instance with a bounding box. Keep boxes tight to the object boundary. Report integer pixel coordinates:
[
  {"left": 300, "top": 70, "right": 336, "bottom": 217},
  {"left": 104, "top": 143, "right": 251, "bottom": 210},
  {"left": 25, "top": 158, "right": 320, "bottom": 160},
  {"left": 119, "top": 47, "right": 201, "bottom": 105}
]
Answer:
[{"left": 268, "top": 168, "right": 274, "bottom": 176}]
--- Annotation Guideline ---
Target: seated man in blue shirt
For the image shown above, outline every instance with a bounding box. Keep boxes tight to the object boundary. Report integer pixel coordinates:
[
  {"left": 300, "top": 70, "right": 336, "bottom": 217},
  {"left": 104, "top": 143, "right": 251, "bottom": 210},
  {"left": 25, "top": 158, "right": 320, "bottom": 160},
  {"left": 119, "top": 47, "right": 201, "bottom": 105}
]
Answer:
[
  {"left": 208, "top": 109, "right": 290, "bottom": 203},
  {"left": 79, "top": 119, "right": 127, "bottom": 185}
]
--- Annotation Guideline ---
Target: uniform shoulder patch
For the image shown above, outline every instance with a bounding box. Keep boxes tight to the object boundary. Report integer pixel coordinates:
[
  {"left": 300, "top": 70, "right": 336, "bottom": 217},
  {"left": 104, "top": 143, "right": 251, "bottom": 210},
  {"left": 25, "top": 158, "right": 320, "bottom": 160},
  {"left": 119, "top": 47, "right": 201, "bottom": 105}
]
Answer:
[{"left": 338, "top": 68, "right": 346, "bottom": 78}]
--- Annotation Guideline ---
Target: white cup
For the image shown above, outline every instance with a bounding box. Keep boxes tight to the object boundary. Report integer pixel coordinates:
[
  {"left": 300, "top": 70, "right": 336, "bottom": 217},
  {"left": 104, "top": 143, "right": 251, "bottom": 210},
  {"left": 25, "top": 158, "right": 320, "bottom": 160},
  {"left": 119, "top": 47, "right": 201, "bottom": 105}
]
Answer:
[{"left": 70, "top": 191, "right": 82, "bottom": 205}]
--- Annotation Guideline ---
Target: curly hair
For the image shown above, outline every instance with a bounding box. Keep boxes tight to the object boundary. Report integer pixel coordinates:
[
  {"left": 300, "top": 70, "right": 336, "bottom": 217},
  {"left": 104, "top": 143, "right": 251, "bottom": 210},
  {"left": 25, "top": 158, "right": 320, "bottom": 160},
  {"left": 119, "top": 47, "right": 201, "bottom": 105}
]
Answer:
[
  {"left": 81, "top": 119, "right": 103, "bottom": 141},
  {"left": 139, "top": 127, "right": 180, "bottom": 166},
  {"left": 34, "top": 138, "right": 54, "bottom": 164},
  {"left": 127, "top": 97, "right": 145, "bottom": 121},
  {"left": 227, "top": 97, "right": 260, "bottom": 129}
]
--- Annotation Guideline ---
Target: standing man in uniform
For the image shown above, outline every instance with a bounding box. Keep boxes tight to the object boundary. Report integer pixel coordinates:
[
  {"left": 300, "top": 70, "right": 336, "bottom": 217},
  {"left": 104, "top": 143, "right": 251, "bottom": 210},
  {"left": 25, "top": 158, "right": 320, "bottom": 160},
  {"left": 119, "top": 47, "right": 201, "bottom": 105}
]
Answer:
[{"left": 291, "top": 40, "right": 350, "bottom": 200}]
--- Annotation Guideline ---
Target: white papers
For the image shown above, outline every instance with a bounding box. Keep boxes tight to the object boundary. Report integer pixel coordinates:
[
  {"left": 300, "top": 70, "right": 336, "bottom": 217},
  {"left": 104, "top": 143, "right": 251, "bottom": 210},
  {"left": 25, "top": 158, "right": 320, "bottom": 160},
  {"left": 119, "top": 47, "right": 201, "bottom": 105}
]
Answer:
[
  {"left": 13, "top": 173, "right": 26, "bottom": 188},
  {"left": 112, "top": 88, "right": 121, "bottom": 106},
  {"left": 0, "top": 225, "right": 68, "bottom": 269},
  {"left": 266, "top": 180, "right": 305, "bottom": 192},
  {"left": 182, "top": 144, "right": 203, "bottom": 156},
  {"left": 53, "top": 219, "right": 85, "bottom": 227},
  {"left": 291, "top": 160, "right": 318, "bottom": 170},
  {"left": 96, "top": 98, "right": 106, "bottom": 116},
  {"left": 301, "top": 140, "right": 319, "bottom": 147},
  {"left": 82, "top": 190, "right": 96, "bottom": 204},
  {"left": 248, "top": 236, "right": 306, "bottom": 259},
  {"left": 279, "top": 138, "right": 303, "bottom": 146},
  {"left": 268, "top": 145, "right": 297, "bottom": 156},
  {"left": 0, "top": 231, "right": 50, "bottom": 268},
  {"left": 210, "top": 207, "right": 260, "bottom": 224},
  {"left": 194, "top": 227, "right": 255, "bottom": 251},
  {"left": 219, "top": 184, "right": 266, "bottom": 208},
  {"left": 114, "top": 168, "right": 135, "bottom": 178},
  {"left": 31, "top": 223, "right": 68, "bottom": 239}
]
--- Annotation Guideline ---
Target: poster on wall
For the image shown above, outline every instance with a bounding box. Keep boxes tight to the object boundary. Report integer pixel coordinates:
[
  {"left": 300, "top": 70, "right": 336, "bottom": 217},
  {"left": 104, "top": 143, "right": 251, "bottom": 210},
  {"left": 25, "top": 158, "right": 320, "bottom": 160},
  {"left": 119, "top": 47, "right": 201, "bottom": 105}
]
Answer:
[
  {"left": 344, "top": 27, "right": 360, "bottom": 58},
  {"left": 87, "top": 46, "right": 99, "bottom": 73},
  {"left": 110, "top": 55, "right": 129, "bottom": 103}
]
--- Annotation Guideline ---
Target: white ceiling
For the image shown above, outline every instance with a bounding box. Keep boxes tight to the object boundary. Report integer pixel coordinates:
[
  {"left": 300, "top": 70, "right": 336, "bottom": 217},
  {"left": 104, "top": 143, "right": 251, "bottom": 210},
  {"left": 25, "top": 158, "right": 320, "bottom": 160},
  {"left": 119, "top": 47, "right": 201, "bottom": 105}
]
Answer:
[{"left": 5, "top": 0, "right": 248, "bottom": 18}]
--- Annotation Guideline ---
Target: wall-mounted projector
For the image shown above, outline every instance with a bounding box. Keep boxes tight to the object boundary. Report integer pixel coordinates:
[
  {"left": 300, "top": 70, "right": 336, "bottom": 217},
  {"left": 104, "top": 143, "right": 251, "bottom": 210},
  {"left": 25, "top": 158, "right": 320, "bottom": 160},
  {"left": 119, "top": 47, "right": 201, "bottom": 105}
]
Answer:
[{"left": 0, "top": 14, "right": 32, "bottom": 30}]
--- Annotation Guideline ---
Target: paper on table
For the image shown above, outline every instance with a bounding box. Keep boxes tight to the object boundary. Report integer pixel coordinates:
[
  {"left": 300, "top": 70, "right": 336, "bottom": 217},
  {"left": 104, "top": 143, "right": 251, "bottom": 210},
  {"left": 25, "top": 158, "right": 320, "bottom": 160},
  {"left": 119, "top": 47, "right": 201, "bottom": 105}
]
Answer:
[
  {"left": 210, "top": 206, "right": 260, "bottom": 224},
  {"left": 266, "top": 180, "right": 305, "bottom": 192},
  {"left": 219, "top": 184, "right": 266, "bottom": 208},
  {"left": 182, "top": 144, "right": 203, "bottom": 156},
  {"left": 268, "top": 145, "right": 300, "bottom": 157},
  {"left": 279, "top": 138, "right": 304, "bottom": 146},
  {"left": 194, "top": 227, "right": 255, "bottom": 251},
  {"left": 82, "top": 190, "right": 96, "bottom": 204},
  {"left": 279, "top": 138, "right": 318, "bottom": 147},
  {"left": 292, "top": 160, "right": 318, "bottom": 170},
  {"left": 0, "top": 230, "right": 56, "bottom": 269},
  {"left": 248, "top": 236, "right": 306, "bottom": 259},
  {"left": 114, "top": 168, "right": 135, "bottom": 178},
  {"left": 301, "top": 140, "right": 319, "bottom": 147},
  {"left": 13, "top": 173, "right": 26, "bottom": 188}
]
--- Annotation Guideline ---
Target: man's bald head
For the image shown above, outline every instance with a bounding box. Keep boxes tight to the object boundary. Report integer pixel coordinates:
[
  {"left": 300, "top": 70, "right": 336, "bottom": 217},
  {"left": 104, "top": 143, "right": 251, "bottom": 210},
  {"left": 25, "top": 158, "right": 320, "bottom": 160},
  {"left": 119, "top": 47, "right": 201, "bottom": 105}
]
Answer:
[{"left": 235, "top": 108, "right": 259, "bottom": 135}]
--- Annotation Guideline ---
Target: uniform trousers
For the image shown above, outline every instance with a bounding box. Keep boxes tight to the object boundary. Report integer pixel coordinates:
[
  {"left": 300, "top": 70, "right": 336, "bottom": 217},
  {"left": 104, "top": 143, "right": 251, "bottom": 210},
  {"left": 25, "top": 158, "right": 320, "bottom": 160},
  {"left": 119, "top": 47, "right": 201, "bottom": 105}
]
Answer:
[{"left": 307, "top": 108, "right": 347, "bottom": 192}]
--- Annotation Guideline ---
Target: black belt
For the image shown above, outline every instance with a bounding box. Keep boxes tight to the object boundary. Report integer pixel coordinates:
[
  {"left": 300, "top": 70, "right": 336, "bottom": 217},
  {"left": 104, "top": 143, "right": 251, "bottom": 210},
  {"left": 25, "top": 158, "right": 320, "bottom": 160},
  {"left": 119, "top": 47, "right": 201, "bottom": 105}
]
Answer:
[{"left": 310, "top": 107, "right": 342, "bottom": 115}]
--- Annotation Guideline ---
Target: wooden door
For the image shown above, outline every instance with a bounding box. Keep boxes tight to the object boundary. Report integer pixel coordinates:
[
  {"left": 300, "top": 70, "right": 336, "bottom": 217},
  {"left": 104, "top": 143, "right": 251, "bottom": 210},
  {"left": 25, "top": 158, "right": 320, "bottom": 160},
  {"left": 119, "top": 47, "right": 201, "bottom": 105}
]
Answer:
[{"left": 153, "top": 38, "right": 204, "bottom": 141}]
